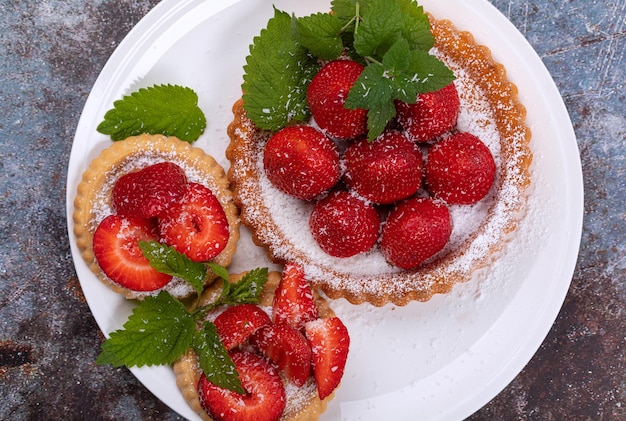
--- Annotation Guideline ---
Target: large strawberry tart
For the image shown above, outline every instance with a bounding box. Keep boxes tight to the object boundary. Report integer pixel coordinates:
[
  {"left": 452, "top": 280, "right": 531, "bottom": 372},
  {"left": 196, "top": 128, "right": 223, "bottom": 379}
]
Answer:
[
  {"left": 226, "top": 10, "right": 532, "bottom": 306},
  {"left": 73, "top": 134, "right": 240, "bottom": 299},
  {"left": 174, "top": 266, "right": 349, "bottom": 421}
]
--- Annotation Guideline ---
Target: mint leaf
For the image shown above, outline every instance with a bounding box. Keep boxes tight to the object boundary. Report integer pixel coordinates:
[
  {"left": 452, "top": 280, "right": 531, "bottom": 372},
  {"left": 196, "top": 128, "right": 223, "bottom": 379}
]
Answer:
[
  {"left": 97, "top": 84, "right": 206, "bottom": 143},
  {"left": 139, "top": 241, "right": 207, "bottom": 295},
  {"left": 346, "top": 38, "right": 455, "bottom": 140},
  {"left": 193, "top": 322, "right": 244, "bottom": 394},
  {"left": 397, "top": 0, "right": 434, "bottom": 51},
  {"left": 96, "top": 291, "right": 195, "bottom": 367},
  {"left": 295, "top": 13, "right": 345, "bottom": 60},
  {"left": 406, "top": 49, "right": 457, "bottom": 93},
  {"left": 206, "top": 262, "right": 230, "bottom": 283},
  {"left": 242, "top": 8, "right": 319, "bottom": 131},
  {"left": 218, "top": 267, "right": 268, "bottom": 307},
  {"left": 353, "top": 0, "right": 403, "bottom": 60}
]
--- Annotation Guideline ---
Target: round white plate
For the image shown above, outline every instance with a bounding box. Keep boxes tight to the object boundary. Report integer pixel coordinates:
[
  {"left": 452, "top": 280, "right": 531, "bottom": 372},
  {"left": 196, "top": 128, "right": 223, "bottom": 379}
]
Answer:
[{"left": 66, "top": 0, "right": 583, "bottom": 420}]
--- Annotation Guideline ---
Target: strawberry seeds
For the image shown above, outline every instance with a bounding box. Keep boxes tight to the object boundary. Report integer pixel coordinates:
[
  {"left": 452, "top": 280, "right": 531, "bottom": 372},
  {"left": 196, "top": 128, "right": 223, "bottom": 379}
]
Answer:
[{"left": 262, "top": 59, "right": 496, "bottom": 268}]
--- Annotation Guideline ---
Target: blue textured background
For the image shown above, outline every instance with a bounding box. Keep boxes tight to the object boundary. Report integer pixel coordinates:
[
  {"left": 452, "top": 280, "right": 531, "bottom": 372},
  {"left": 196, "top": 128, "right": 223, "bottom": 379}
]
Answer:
[{"left": 0, "top": 0, "right": 624, "bottom": 419}]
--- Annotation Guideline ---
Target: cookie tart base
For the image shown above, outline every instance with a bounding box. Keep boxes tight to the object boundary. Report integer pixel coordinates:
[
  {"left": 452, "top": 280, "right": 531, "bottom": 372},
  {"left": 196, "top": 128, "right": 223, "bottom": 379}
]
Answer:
[
  {"left": 73, "top": 134, "right": 240, "bottom": 300},
  {"left": 226, "top": 15, "right": 532, "bottom": 307},
  {"left": 173, "top": 271, "right": 335, "bottom": 421}
]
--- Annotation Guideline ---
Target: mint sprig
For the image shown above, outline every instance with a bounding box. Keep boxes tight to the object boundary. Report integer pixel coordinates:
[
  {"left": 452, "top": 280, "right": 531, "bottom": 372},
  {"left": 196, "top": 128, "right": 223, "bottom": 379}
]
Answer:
[
  {"left": 97, "top": 84, "right": 207, "bottom": 143},
  {"left": 96, "top": 247, "right": 268, "bottom": 394},
  {"left": 242, "top": 8, "right": 319, "bottom": 131},
  {"left": 242, "top": 0, "right": 455, "bottom": 140}
]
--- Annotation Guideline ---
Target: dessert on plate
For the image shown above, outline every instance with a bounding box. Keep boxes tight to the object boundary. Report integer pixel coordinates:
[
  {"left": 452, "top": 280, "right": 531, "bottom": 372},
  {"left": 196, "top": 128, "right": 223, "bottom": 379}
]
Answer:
[
  {"left": 226, "top": 3, "right": 532, "bottom": 306},
  {"left": 173, "top": 265, "right": 349, "bottom": 421},
  {"left": 73, "top": 133, "right": 240, "bottom": 299}
]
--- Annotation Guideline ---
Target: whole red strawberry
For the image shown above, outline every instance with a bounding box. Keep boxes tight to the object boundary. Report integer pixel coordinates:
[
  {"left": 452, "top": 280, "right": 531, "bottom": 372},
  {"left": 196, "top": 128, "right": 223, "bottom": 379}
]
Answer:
[
  {"left": 158, "top": 182, "right": 230, "bottom": 262},
  {"left": 198, "top": 351, "right": 286, "bottom": 421},
  {"left": 309, "top": 190, "right": 380, "bottom": 258},
  {"left": 93, "top": 214, "right": 172, "bottom": 291},
  {"left": 395, "top": 82, "right": 460, "bottom": 143},
  {"left": 342, "top": 130, "right": 423, "bottom": 204},
  {"left": 425, "top": 132, "right": 496, "bottom": 205},
  {"left": 112, "top": 161, "right": 187, "bottom": 218},
  {"left": 263, "top": 125, "right": 340, "bottom": 201},
  {"left": 380, "top": 198, "right": 452, "bottom": 269},
  {"left": 307, "top": 60, "right": 368, "bottom": 139}
]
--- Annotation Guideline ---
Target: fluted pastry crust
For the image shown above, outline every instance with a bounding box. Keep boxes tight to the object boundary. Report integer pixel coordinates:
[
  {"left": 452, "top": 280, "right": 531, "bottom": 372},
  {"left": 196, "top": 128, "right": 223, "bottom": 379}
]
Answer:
[
  {"left": 225, "top": 15, "right": 532, "bottom": 306},
  {"left": 73, "top": 134, "right": 240, "bottom": 299},
  {"left": 173, "top": 271, "right": 336, "bottom": 421}
]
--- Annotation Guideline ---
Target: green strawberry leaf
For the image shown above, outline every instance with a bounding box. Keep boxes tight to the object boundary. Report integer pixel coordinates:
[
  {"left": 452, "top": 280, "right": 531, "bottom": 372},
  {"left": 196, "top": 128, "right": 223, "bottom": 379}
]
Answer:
[
  {"left": 139, "top": 241, "right": 207, "bottom": 295},
  {"left": 242, "top": 8, "right": 319, "bottom": 131},
  {"left": 96, "top": 291, "right": 195, "bottom": 367},
  {"left": 193, "top": 322, "right": 244, "bottom": 394},
  {"left": 96, "top": 84, "right": 206, "bottom": 143}
]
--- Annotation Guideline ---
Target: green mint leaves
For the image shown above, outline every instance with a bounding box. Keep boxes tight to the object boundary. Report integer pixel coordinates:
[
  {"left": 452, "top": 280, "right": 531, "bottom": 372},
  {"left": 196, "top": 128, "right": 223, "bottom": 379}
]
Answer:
[
  {"left": 242, "top": 0, "right": 455, "bottom": 140},
  {"left": 97, "top": 84, "right": 206, "bottom": 143},
  {"left": 96, "top": 292, "right": 196, "bottom": 367},
  {"left": 242, "top": 8, "right": 319, "bottom": 131},
  {"left": 96, "top": 245, "right": 268, "bottom": 394}
]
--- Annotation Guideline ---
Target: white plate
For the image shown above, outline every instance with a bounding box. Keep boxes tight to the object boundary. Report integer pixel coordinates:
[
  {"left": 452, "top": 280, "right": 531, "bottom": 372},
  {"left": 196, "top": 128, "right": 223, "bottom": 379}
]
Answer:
[{"left": 66, "top": 0, "right": 583, "bottom": 420}]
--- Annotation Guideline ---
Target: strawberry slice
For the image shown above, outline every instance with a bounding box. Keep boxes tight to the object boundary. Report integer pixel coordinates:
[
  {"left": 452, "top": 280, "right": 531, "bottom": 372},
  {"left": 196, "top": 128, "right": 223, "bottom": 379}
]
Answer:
[
  {"left": 214, "top": 304, "right": 272, "bottom": 350},
  {"left": 305, "top": 317, "right": 350, "bottom": 400},
  {"left": 112, "top": 162, "right": 187, "bottom": 219},
  {"left": 272, "top": 263, "right": 319, "bottom": 331},
  {"left": 158, "top": 182, "right": 230, "bottom": 262},
  {"left": 198, "top": 351, "right": 286, "bottom": 421},
  {"left": 92, "top": 214, "right": 172, "bottom": 291},
  {"left": 251, "top": 324, "right": 312, "bottom": 387}
]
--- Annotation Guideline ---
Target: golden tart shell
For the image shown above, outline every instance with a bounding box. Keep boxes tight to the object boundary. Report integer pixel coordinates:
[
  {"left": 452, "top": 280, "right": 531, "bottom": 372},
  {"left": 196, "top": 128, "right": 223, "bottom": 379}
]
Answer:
[
  {"left": 73, "top": 134, "right": 240, "bottom": 300},
  {"left": 173, "top": 271, "right": 336, "bottom": 421},
  {"left": 225, "top": 15, "right": 532, "bottom": 307}
]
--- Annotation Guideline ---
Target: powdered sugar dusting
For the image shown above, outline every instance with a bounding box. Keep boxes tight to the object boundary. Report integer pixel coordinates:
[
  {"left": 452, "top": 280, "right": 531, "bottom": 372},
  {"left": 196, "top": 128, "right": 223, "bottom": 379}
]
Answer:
[{"left": 229, "top": 25, "right": 531, "bottom": 305}]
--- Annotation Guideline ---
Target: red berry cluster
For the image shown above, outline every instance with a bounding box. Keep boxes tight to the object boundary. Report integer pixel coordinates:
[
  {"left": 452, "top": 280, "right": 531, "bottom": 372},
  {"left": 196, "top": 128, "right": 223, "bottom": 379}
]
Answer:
[
  {"left": 198, "top": 263, "right": 350, "bottom": 421},
  {"left": 263, "top": 60, "right": 496, "bottom": 269},
  {"left": 93, "top": 162, "right": 230, "bottom": 291}
]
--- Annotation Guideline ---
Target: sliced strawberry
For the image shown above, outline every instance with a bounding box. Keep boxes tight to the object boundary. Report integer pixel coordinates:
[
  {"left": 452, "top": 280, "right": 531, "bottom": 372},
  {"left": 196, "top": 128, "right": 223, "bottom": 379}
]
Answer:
[
  {"left": 198, "top": 351, "right": 286, "bottom": 421},
  {"left": 112, "top": 161, "right": 187, "bottom": 218},
  {"left": 92, "top": 214, "right": 172, "bottom": 291},
  {"left": 342, "top": 130, "right": 423, "bottom": 204},
  {"left": 396, "top": 82, "right": 460, "bottom": 143},
  {"left": 425, "top": 132, "right": 496, "bottom": 204},
  {"left": 305, "top": 317, "right": 350, "bottom": 400},
  {"left": 263, "top": 125, "right": 340, "bottom": 201},
  {"left": 158, "top": 182, "right": 230, "bottom": 262},
  {"left": 309, "top": 190, "right": 380, "bottom": 258},
  {"left": 380, "top": 197, "right": 452, "bottom": 269},
  {"left": 306, "top": 59, "right": 368, "bottom": 139},
  {"left": 272, "top": 263, "right": 319, "bottom": 331},
  {"left": 251, "top": 324, "right": 312, "bottom": 387},
  {"left": 214, "top": 304, "right": 272, "bottom": 350}
]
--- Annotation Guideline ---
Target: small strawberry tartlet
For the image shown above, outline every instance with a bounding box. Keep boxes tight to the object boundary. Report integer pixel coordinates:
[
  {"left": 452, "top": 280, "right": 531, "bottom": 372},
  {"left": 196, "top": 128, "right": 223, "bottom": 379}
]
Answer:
[
  {"left": 73, "top": 134, "right": 240, "bottom": 299},
  {"left": 173, "top": 266, "right": 349, "bottom": 421}
]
